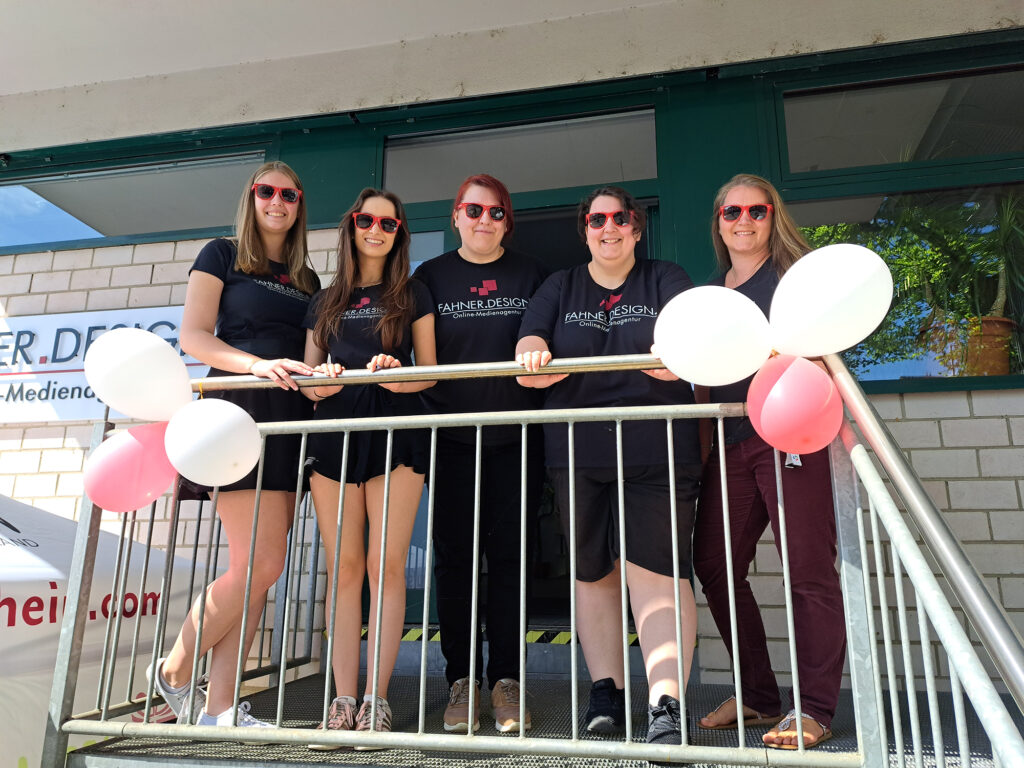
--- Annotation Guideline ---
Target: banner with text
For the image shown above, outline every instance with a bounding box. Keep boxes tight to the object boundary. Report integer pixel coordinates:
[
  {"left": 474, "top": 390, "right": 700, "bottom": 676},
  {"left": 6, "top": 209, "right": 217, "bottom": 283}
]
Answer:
[{"left": 0, "top": 306, "right": 207, "bottom": 423}]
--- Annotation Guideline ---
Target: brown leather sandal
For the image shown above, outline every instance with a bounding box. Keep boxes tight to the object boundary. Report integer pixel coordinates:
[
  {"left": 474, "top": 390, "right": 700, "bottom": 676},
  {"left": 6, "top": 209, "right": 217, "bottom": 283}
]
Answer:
[{"left": 698, "top": 695, "right": 784, "bottom": 730}]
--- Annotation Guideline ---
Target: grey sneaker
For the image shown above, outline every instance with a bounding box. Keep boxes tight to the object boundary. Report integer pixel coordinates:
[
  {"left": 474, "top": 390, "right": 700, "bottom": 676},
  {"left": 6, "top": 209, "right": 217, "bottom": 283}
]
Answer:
[
  {"left": 146, "top": 657, "right": 206, "bottom": 724},
  {"left": 308, "top": 695, "right": 357, "bottom": 751},
  {"left": 353, "top": 696, "right": 392, "bottom": 751}
]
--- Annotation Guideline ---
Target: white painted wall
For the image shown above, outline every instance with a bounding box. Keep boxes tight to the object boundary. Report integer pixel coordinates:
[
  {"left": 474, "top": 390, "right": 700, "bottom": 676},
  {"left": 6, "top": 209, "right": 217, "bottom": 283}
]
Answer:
[{"left": 1, "top": 0, "right": 1021, "bottom": 152}]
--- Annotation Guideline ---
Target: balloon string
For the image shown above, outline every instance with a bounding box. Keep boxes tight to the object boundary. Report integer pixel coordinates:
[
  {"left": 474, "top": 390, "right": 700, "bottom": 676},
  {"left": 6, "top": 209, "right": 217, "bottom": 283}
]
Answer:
[{"left": 197, "top": 382, "right": 204, "bottom": 399}]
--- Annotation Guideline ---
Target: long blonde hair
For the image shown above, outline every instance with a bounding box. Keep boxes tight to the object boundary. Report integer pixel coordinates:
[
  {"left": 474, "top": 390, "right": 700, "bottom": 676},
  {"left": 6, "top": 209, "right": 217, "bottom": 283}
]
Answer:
[
  {"left": 710, "top": 173, "right": 809, "bottom": 277},
  {"left": 233, "top": 160, "right": 315, "bottom": 294}
]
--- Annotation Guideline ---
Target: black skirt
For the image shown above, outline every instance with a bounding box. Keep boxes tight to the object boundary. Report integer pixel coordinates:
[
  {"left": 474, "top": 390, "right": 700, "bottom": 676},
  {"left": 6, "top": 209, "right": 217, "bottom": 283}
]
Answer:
[{"left": 307, "top": 384, "right": 429, "bottom": 485}]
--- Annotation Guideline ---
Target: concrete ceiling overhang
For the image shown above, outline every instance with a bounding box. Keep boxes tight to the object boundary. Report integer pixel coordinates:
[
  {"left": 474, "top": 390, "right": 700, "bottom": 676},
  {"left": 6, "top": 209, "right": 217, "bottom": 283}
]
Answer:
[{"left": 0, "top": 0, "right": 1021, "bottom": 153}]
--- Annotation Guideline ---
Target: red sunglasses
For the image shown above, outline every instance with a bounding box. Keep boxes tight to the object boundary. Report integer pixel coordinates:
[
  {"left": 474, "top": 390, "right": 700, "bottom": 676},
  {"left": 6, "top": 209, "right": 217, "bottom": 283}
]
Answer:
[
  {"left": 353, "top": 212, "right": 402, "bottom": 233},
  {"left": 252, "top": 183, "right": 302, "bottom": 204},
  {"left": 719, "top": 203, "right": 773, "bottom": 221},
  {"left": 586, "top": 210, "right": 634, "bottom": 229}
]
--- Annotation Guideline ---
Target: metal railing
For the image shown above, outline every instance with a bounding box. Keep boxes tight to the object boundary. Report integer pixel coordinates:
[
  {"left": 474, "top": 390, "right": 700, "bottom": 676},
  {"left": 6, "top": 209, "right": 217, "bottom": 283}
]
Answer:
[{"left": 43, "top": 354, "right": 1024, "bottom": 767}]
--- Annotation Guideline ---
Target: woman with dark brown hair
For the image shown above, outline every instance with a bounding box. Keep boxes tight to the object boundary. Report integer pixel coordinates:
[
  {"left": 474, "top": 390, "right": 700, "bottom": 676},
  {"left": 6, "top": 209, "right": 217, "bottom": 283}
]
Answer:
[
  {"left": 517, "top": 185, "right": 701, "bottom": 748},
  {"left": 693, "top": 173, "right": 844, "bottom": 749},
  {"left": 151, "top": 161, "right": 319, "bottom": 730},
  {"left": 302, "top": 187, "right": 435, "bottom": 747}
]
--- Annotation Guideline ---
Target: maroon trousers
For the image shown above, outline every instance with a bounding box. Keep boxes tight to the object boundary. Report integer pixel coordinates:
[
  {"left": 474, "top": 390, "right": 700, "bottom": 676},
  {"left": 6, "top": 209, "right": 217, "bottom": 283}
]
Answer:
[{"left": 693, "top": 434, "right": 846, "bottom": 726}]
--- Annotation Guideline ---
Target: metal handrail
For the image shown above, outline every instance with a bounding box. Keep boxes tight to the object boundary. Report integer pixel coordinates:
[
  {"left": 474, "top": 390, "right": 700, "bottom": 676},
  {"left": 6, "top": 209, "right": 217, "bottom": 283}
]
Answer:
[
  {"left": 190, "top": 353, "right": 665, "bottom": 391},
  {"left": 824, "top": 352, "right": 1024, "bottom": 715}
]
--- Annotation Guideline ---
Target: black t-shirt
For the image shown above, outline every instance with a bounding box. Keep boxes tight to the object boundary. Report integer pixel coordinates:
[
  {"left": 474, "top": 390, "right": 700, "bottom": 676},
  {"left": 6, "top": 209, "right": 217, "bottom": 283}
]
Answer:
[
  {"left": 518, "top": 258, "right": 700, "bottom": 468},
  {"left": 708, "top": 258, "right": 780, "bottom": 445},
  {"left": 190, "top": 238, "right": 319, "bottom": 361},
  {"left": 302, "top": 279, "right": 433, "bottom": 368},
  {"left": 414, "top": 248, "right": 548, "bottom": 445}
]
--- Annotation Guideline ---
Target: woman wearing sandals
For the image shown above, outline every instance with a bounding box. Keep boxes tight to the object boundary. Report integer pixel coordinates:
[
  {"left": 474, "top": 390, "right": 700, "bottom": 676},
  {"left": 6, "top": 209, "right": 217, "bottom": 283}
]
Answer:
[
  {"left": 693, "top": 174, "right": 845, "bottom": 749},
  {"left": 151, "top": 161, "right": 319, "bottom": 730},
  {"left": 302, "top": 188, "right": 436, "bottom": 748}
]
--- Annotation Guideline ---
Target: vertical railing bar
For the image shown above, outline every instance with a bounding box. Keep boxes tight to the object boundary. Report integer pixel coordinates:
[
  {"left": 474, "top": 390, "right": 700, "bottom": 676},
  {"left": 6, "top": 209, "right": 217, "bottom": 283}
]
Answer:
[
  {"left": 518, "top": 422, "right": 529, "bottom": 739},
  {"left": 614, "top": 420, "right": 632, "bottom": 741},
  {"left": 716, "top": 417, "right": 745, "bottom": 747},
  {"left": 917, "top": 610, "right": 946, "bottom": 768},
  {"left": 201, "top": 494, "right": 223, "bottom": 681},
  {"left": 184, "top": 497, "right": 205, "bottom": 613},
  {"left": 664, "top": 420, "right": 687, "bottom": 746},
  {"left": 568, "top": 422, "right": 579, "bottom": 742},
  {"left": 867, "top": 495, "right": 903, "bottom": 761},
  {"left": 275, "top": 432, "right": 309, "bottom": 725},
  {"left": 466, "top": 425, "right": 484, "bottom": 737},
  {"left": 300, "top": 493, "right": 318, "bottom": 659},
  {"left": 892, "top": 543, "right": 924, "bottom": 768},
  {"left": 774, "top": 449, "right": 804, "bottom": 750},
  {"left": 142, "top": 480, "right": 183, "bottom": 724},
  {"left": 96, "top": 512, "right": 130, "bottom": 710},
  {"left": 124, "top": 502, "right": 158, "bottom": 703},
  {"left": 322, "top": 431, "right": 350, "bottom": 729},
  {"left": 949, "top": 665, "right": 972, "bottom": 768},
  {"left": 101, "top": 511, "right": 137, "bottom": 717},
  {"left": 291, "top": 492, "right": 309, "bottom": 659},
  {"left": 847, "top": 477, "right": 889, "bottom": 768},
  {"left": 231, "top": 439, "right": 269, "bottom": 722},
  {"left": 417, "top": 427, "right": 439, "bottom": 734},
  {"left": 182, "top": 489, "right": 220, "bottom": 725},
  {"left": 368, "top": 428, "right": 396, "bottom": 731}
]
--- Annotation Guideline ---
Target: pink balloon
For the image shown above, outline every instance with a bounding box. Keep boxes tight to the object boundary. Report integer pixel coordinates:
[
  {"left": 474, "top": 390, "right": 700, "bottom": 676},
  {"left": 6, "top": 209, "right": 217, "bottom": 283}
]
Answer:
[
  {"left": 747, "top": 355, "right": 843, "bottom": 454},
  {"left": 83, "top": 422, "right": 177, "bottom": 513}
]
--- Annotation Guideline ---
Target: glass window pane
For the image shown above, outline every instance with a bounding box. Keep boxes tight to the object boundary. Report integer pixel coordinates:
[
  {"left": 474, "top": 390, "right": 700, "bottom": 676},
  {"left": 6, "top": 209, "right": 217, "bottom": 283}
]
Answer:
[
  {"left": 385, "top": 111, "right": 656, "bottom": 203},
  {"left": 790, "top": 183, "right": 1024, "bottom": 379},
  {"left": 0, "top": 153, "right": 265, "bottom": 249},
  {"left": 784, "top": 68, "right": 1024, "bottom": 173}
]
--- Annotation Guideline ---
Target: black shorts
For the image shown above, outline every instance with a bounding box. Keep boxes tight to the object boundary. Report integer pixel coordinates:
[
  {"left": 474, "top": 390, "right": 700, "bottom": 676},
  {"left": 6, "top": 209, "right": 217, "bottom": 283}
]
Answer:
[{"left": 548, "top": 463, "right": 701, "bottom": 582}]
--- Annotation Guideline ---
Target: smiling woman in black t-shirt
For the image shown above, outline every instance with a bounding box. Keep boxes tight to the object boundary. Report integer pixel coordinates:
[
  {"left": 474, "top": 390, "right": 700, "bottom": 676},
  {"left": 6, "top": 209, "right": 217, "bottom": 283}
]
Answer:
[
  {"left": 516, "top": 185, "right": 700, "bottom": 748},
  {"left": 413, "top": 174, "right": 548, "bottom": 734},
  {"left": 153, "top": 162, "right": 319, "bottom": 731},
  {"left": 301, "top": 188, "right": 436, "bottom": 746}
]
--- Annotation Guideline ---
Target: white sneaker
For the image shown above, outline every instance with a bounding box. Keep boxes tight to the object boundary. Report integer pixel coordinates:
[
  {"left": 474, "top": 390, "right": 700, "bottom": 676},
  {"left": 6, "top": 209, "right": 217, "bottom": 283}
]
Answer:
[
  {"left": 145, "top": 657, "right": 206, "bottom": 724},
  {"left": 197, "top": 701, "right": 274, "bottom": 742}
]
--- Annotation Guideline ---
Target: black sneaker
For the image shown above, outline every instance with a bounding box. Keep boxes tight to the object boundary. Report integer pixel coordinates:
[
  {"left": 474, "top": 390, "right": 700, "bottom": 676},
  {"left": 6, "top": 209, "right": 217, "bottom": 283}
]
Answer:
[
  {"left": 646, "top": 694, "right": 682, "bottom": 746},
  {"left": 584, "top": 678, "right": 625, "bottom": 733}
]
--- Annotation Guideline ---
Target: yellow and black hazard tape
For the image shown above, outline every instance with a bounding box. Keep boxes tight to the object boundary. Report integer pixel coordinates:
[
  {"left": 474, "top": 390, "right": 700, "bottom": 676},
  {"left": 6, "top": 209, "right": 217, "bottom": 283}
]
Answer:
[{"left": 357, "top": 627, "right": 640, "bottom": 646}]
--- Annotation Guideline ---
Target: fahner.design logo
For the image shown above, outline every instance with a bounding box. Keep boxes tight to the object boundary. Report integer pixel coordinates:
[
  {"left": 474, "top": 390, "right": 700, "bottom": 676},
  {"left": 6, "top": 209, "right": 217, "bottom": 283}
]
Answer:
[
  {"left": 599, "top": 293, "right": 622, "bottom": 312},
  {"left": 470, "top": 280, "right": 498, "bottom": 296},
  {"left": 350, "top": 296, "right": 371, "bottom": 309},
  {"left": 0, "top": 516, "right": 20, "bottom": 534}
]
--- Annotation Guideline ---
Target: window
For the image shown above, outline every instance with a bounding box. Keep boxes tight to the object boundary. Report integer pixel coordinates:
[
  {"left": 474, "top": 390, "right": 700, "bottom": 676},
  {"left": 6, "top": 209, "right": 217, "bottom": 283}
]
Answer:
[
  {"left": 0, "top": 153, "right": 265, "bottom": 251},
  {"left": 783, "top": 67, "right": 1024, "bottom": 173},
  {"left": 384, "top": 111, "right": 656, "bottom": 203},
  {"left": 790, "top": 183, "right": 1024, "bottom": 379}
]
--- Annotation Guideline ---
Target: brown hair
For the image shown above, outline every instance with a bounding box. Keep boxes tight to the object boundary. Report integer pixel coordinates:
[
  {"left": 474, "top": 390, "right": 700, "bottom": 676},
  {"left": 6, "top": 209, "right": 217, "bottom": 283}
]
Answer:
[
  {"left": 577, "top": 186, "right": 647, "bottom": 242},
  {"left": 710, "top": 173, "right": 809, "bottom": 277},
  {"left": 312, "top": 188, "right": 413, "bottom": 353},
  {"left": 233, "top": 160, "right": 315, "bottom": 294}
]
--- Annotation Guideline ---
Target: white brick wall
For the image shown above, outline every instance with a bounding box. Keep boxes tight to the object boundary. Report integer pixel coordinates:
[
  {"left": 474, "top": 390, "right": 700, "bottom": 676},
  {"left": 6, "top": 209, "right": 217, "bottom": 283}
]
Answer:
[{"left": 2, "top": 236, "right": 1022, "bottom": 695}]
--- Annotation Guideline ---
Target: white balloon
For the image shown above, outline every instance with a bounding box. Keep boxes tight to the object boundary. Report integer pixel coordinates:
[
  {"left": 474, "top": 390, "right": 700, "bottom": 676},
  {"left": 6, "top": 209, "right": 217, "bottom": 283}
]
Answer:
[
  {"left": 653, "top": 286, "right": 773, "bottom": 386},
  {"left": 164, "top": 398, "right": 262, "bottom": 487},
  {"left": 83, "top": 328, "right": 193, "bottom": 421},
  {"left": 770, "top": 243, "right": 893, "bottom": 357}
]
